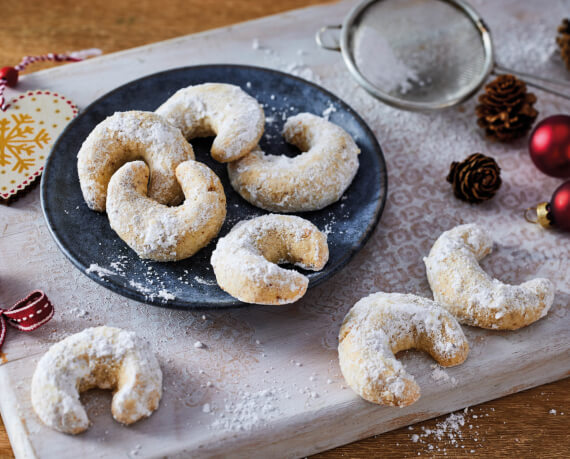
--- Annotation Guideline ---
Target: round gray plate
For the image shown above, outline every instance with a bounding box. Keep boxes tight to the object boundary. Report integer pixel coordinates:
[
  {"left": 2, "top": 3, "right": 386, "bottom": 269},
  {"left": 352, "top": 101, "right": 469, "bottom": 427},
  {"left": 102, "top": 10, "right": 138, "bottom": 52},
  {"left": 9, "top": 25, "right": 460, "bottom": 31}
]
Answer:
[{"left": 41, "top": 65, "right": 387, "bottom": 309}]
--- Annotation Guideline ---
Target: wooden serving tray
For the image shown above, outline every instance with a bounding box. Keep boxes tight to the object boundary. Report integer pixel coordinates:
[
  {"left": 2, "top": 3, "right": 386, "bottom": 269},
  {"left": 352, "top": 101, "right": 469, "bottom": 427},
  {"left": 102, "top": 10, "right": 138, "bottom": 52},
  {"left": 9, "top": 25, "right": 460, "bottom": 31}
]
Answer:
[{"left": 0, "top": 0, "right": 568, "bottom": 457}]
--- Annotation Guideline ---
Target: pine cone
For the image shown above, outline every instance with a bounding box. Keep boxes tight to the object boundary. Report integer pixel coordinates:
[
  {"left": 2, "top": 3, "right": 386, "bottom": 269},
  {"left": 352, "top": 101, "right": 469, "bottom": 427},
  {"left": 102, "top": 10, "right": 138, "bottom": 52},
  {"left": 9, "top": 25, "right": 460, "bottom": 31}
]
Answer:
[
  {"left": 447, "top": 153, "right": 501, "bottom": 204},
  {"left": 557, "top": 18, "right": 570, "bottom": 71},
  {"left": 475, "top": 74, "right": 538, "bottom": 142}
]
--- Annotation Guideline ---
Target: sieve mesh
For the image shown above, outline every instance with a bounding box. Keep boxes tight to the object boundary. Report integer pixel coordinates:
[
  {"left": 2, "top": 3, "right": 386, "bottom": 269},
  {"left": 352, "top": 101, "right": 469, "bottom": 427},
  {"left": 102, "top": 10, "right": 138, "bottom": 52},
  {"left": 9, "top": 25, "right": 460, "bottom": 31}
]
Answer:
[{"left": 345, "top": 0, "right": 490, "bottom": 108}]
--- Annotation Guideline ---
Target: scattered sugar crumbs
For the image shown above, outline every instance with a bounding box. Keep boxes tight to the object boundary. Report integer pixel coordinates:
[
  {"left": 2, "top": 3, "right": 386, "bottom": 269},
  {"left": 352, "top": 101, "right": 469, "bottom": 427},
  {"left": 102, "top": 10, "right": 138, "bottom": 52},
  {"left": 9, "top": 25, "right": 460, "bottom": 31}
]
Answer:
[
  {"left": 429, "top": 364, "right": 458, "bottom": 387},
  {"left": 406, "top": 407, "right": 492, "bottom": 455},
  {"left": 205, "top": 388, "right": 287, "bottom": 432},
  {"left": 85, "top": 255, "right": 181, "bottom": 302}
]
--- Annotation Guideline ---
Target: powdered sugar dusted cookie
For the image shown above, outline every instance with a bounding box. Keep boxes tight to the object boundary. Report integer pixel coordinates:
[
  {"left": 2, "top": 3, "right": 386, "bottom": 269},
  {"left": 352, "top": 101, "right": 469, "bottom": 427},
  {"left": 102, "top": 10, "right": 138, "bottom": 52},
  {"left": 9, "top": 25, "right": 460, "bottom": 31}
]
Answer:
[
  {"left": 77, "top": 111, "right": 194, "bottom": 212},
  {"left": 107, "top": 160, "right": 226, "bottom": 261},
  {"left": 228, "top": 113, "right": 360, "bottom": 212},
  {"left": 156, "top": 83, "right": 264, "bottom": 162},
  {"left": 211, "top": 214, "right": 329, "bottom": 305},
  {"left": 424, "top": 223, "right": 554, "bottom": 330},
  {"left": 338, "top": 292, "right": 468, "bottom": 407},
  {"left": 31, "top": 326, "right": 162, "bottom": 434}
]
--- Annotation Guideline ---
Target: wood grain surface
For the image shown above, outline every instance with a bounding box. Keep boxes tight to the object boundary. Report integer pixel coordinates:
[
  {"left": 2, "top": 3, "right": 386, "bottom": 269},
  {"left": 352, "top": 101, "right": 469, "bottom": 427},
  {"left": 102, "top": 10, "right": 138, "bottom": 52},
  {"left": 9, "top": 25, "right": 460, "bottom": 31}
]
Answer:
[{"left": 1, "top": 1, "right": 569, "bottom": 457}]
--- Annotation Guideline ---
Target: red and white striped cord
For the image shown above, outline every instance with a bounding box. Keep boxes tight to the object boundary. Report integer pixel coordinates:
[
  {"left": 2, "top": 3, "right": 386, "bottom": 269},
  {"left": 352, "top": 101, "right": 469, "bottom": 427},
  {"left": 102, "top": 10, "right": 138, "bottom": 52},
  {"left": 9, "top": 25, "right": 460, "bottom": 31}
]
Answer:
[
  {"left": 0, "top": 48, "right": 101, "bottom": 110},
  {"left": 0, "top": 79, "right": 7, "bottom": 111}
]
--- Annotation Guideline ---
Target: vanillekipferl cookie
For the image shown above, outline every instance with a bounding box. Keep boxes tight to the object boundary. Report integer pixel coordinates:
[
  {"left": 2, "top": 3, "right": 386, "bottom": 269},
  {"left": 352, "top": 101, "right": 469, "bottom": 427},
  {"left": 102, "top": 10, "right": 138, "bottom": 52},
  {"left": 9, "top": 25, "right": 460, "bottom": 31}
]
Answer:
[
  {"left": 228, "top": 113, "right": 360, "bottom": 212},
  {"left": 155, "top": 83, "right": 265, "bottom": 163},
  {"left": 424, "top": 223, "right": 554, "bottom": 330},
  {"left": 31, "top": 326, "right": 162, "bottom": 434},
  {"left": 338, "top": 292, "right": 469, "bottom": 407},
  {"left": 77, "top": 111, "right": 194, "bottom": 212},
  {"left": 211, "top": 214, "right": 329, "bottom": 305},
  {"left": 107, "top": 160, "right": 226, "bottom": 261}
]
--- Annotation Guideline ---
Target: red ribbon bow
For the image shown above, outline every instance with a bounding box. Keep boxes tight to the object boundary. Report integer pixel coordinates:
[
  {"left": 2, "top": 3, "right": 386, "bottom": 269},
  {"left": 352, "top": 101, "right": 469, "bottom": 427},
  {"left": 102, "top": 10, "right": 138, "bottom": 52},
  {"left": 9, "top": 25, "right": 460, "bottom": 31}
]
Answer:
[{"left": 0, "top": 290, "right": 54, "bottom": 351}]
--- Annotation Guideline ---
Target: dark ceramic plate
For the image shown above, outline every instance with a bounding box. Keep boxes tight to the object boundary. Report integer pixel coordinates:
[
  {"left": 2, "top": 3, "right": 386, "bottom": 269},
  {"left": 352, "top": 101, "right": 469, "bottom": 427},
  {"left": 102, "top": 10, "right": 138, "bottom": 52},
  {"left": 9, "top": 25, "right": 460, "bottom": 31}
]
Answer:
[{"left": 41, "top": 65, "right": 387, "bottom": 309}]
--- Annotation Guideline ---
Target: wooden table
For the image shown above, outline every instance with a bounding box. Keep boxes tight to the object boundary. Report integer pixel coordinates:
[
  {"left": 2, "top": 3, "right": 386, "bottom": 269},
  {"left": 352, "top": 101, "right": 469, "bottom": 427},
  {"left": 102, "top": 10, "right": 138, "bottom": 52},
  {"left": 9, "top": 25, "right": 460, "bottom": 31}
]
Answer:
[{"left": 1, "top": 1, "right": 568, "bottom": 457}]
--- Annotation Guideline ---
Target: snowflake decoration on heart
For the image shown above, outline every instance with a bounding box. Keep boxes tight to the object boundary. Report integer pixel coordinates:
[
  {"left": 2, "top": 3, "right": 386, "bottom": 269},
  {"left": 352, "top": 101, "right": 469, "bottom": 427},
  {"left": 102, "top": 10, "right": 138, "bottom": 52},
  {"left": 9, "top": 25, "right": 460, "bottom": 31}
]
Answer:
[
  {"left": 0, "top": 114, "right": 50, "bottom": 173},
  {"left": 0, "top": 90, "right": 77, "bottom": 201}
]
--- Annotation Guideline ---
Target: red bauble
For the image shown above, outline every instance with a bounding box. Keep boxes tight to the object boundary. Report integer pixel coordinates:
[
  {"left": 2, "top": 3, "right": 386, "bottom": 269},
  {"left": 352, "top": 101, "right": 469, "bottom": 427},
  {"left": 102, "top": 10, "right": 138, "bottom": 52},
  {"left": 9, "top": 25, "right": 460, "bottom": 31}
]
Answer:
[
  {"left": 0, "top": 66, "right": 18, "bottom": 87},
  {"left": 528, "top": 114, "right": 570, "bottom": 178},
  {"left": 550, "top": 180, "right": 570, "bottom": 231}
]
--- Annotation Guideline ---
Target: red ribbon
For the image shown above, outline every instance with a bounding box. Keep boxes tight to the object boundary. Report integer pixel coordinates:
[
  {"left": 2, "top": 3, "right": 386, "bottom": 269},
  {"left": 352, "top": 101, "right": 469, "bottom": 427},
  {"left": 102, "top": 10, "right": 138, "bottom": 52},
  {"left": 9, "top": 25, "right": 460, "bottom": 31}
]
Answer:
[{"left": 0, "top": 290, "right": 54, "bottom": 351}]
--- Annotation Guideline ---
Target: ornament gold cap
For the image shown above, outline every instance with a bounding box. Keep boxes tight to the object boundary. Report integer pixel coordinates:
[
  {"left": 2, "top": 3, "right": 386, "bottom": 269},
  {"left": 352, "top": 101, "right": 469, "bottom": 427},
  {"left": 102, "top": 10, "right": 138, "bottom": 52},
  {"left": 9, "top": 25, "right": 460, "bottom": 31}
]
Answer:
[{"left": 524, "top": 202, "right": 552, "bottom": 228}]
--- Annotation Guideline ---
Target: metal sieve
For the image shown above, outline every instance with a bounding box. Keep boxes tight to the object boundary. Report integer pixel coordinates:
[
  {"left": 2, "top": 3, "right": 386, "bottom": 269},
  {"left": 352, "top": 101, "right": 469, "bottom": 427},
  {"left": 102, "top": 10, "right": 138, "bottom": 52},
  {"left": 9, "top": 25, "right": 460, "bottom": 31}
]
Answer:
[{"left": 316, "top": 0, "right": 570, "bottom": 111}]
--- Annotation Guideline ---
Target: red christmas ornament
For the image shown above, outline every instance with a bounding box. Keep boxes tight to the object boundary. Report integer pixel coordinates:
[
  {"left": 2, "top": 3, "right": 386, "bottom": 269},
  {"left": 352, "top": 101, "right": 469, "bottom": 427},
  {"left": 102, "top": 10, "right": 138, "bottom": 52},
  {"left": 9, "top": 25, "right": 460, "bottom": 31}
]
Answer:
[
  {"left": 0, "top": 67, "right": 18, "bottom": 87},
  {"left": 550, "top": 180, "right": 570, "bottom": 231},
  {"left": 525, "top": 180, "right": 570, "bottom": 231},
  {"left": 528, "top": 114, "right": 570, "bottom": 178}
]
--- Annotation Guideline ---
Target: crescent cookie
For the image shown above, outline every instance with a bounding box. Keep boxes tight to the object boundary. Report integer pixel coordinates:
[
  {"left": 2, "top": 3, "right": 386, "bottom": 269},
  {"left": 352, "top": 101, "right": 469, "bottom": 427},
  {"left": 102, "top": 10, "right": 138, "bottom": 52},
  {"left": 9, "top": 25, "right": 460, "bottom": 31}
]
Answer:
[
  {"left": 31, "top": 326, "right": 162, "bottom": 434},
  {"left": 77, "top": 111, "right": 194, "bottom": 212},
  {"left": 155, "top": 83, "right": 265, "bottom": 163},
  {"left": 107, "top": 160, "right": 226, "bottom": 262},
  {"left": 211, "top": 214, "right": 329, "bottom": 305},
  {"left": 227, "top": 113, "right": 360, "bottom": 212},
  {"left": 424, "top": 223, "right": 555, "bottom": 330},
  {"left": 338, "top": 292, "right": 469, "bottom": 407}
]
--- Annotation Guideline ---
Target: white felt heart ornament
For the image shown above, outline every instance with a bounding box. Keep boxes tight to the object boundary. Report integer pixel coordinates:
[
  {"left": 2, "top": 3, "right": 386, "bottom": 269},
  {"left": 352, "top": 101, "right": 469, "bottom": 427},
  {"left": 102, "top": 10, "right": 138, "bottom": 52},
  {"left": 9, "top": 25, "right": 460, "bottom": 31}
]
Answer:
[{"left": 0, "top": 90, "right": 77, "bottom": 201}]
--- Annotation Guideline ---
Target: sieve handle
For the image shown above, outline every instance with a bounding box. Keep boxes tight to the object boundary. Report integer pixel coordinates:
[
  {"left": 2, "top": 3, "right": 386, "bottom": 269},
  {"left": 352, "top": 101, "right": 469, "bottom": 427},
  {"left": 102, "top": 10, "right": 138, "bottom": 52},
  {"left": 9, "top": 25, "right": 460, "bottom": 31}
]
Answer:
[
  {"left": 316, "top": 25, "right": 342, "bottom": 52},
  {"left": 494, "top": 64, "right": 570, "bottom": 101}
]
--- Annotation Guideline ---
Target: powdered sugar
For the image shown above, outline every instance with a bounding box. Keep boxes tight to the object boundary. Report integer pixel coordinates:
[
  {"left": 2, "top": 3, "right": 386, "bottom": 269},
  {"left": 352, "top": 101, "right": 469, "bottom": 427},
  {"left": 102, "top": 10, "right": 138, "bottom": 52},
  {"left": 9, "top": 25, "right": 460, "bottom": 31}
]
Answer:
[
  {"left": 141, "top": 213, "right": 181, "bottom": 253},
  {"left": 321, "top": 103, "right": 337, "bottom": 120},
  {"left": 210, "top": 389, "right": 283, "bottom": 431},
  {"left": 285, "top": 63, "right": 321, "bottom": 83},
  {"left": 87, "top": 263, "right": 178, "bottom": 303},
  {"left": 430, "top": 364, "right": 458, "bottom": 387},
  {"left": 406, "top": 406, "right": 495, "bottom": 454},
  {"left": 354, "top": 26, "right": 423, "bottom": 94},
  {"left": 86, "top": 264, "right": 116, "bottom": 278},
  {"left": 194, "top": 276, "right": 216, "bottom": 286},
  {"left": 103, "top": 110, "right": 184, "bottom": 149},
  {"left": 157, "top": 289, "right": 175, "bottom": 301},
  {"left": 416, "top": 412, "right": 465, "bottom": 444}
]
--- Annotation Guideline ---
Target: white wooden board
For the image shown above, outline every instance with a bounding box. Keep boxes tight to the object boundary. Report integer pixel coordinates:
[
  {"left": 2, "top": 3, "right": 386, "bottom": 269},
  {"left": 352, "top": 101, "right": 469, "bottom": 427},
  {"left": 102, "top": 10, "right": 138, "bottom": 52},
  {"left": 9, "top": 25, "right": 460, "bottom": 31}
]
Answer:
[{"left": 1, "top": 0, "right": 569, "bottom": 457}]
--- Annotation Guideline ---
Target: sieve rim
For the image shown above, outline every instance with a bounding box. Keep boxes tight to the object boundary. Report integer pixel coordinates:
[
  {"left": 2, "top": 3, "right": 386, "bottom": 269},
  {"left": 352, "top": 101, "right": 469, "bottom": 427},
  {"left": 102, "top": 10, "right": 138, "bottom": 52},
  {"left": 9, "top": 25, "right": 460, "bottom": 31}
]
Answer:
[{"left": 338, "top": 0, "right": 495, "bottom": 111}]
